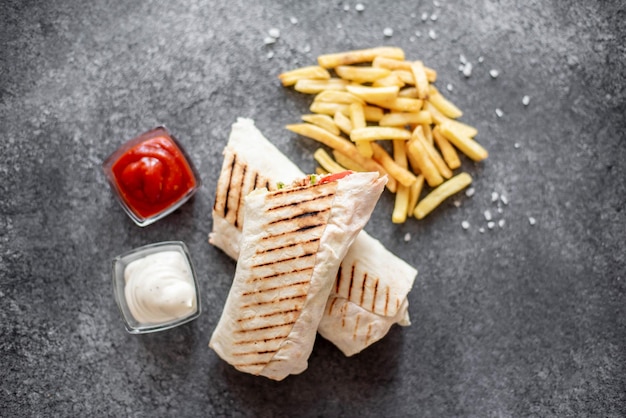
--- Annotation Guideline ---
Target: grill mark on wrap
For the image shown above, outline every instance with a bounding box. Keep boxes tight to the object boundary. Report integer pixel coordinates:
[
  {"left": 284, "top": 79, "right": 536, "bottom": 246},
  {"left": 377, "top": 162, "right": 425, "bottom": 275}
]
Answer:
[
  {"left": 353, "top": 314, "right": 361, "bottom": 341},
  {"left": 234, "top": 335, "right": 288, "bottom": 345},
  {"left": 371, "top": 278, "right": 379, "bottom": 312},
  {"left": 213, "top": 151, "right": 236, "bottom": 216},
  {"left": 335, "top": 265, "right": 342, "bottom": 294},
  {"left": 260, "top": 224, "right": 325, "bottom": 242},
  {"left": 360, "top": 273, "right": 368, "bottom": 306},
  {"left": 251, "top": 253, "right": 315, "bottom": 269},
  {"left": 365, "top": 323, "right": 373, "bottom": 345},
  {"left": 256, "top": 237, "right": 319, "bottom": 256},
  {"left": 267, "top": 209, "right": 330, "bottom": 225},
  {"left": 241, "top": 281, "right": 310, "bottom": 297},
  {"left": 327, "top": 297, "right": 338, "bottom": 315},
  {"left": 347, "top": 263, "right": 355, "bottom": 301},
  {"left": 234, "top": 165, "right": 247, "bottom": 228},
  {"left": 247, "top": 267, "right": 313, "bottom": 283},
  {"left": 384, "top": 287, "right": 390, "bottom": 316},
  {"left": 234, "top": 320, "right": 297, "bottom": 333},
  {"left": 267, "top": 193, "right": 335, "bottom": 212},
  {"left": 240, "top": 294, "right": 307, "bottom": 309}
]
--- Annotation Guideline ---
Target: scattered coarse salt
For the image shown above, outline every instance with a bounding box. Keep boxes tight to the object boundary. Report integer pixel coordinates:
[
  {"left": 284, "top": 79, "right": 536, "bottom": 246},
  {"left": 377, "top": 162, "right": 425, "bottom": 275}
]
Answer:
[
  {"left": 458, "top": 64, "right": 465, "bottom": 72},
  {"left": 522, "top": 95, "right": 530, "bottom": 106},
  {"left": 267, "top": 51, "right": 274, "bottom": 59},
  {"left": 495, "top": 108, "right": 504, "bottom": 118},
  {"left": 355, "top": 3, "right": 365, "bottom": 11},
  {"left": 404, "top": 232, "right": 411, "bottom": 242},
  {"left": 434, "top": 0, "right": 441, "bottom": 7},
  {"left": 343, "top": 4, "right": 350, "bottom": 11},
  {"left": 478, "top": 56, "right": 484, "bottom": 63},
  {"left": 301, "top": 44, "right": 311, "bottom": 53},
  {"left": 489, "top": 69, "right": 499, "bottom": 78},
  {"left": 446, "top": 83, "right": 453, "bottom": 92},
  {"left": 428, "top": 29, "right": 437, "bottom": 40},
  {"left": 497, "top": 207, "right": 503, "bottom": 214},
  {"left": 263, "top": 36, "right": 276, "bottom": 45},
  {"left": 487, "top": 221, "right": 495, "bottom": 229},
  {"left": 430, "top": 13, "right": 438, "bottom": 21},
  {"left": 465, "top": 187, "right": 475, "bottom": 197},
  {"left": 459, "top": 54, "right": 467, "bottom": 64},
  {"left": 500, "top": 195, "right": 509, "bottom": 205},
  {"left": 383, "top": 27, "right": 394, "bottom": 37},
  {"left": 462, "top": 221, "right": 470, "bottom": 230},
  {"left": 415, "top": 30, "right": 422, "bottom": 37},
  {"left": 528, "top": 216, "right": 536, "bottom": 226},
  {"left": 421, "top": 12, "right": 429, "bottom": 21},
  {"left": 268, "top": 28, "right": 281, "bottom": 38},
  {"left": 462, "top": 62, "right": 473, "bottom": 77},
  {"left": 484, "top": 210, "right": 492, "bottom": 221},
  {"left": 453, "top": 200, "right": 461, "bottom": 208},
  {"left": 479, "top": 227, "right": 485, "bottom": 233},
  {"left": 290, "top": 16, "right": 298, "bottom": 24},
  {"left": 514, "top": 142, "right": 521, "bottom": 149},
  {"left": 498, "top": 219, "right": 506, "bottom": 228},
  {"left": 491, "top": 191, "right": 499, "bottom": 202}
]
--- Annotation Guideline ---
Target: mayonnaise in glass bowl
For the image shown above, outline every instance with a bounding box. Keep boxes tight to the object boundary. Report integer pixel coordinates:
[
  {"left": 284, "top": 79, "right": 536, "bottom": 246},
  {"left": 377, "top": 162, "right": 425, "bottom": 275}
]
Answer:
[{"left": 112, "top": 241, "right": 201, "bottom": 334}]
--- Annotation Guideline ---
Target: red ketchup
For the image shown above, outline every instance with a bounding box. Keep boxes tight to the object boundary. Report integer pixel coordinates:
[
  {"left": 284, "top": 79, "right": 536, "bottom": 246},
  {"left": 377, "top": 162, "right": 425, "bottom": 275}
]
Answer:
[{"left": 104, "top": 127, "right": 199, "bottom": 225}]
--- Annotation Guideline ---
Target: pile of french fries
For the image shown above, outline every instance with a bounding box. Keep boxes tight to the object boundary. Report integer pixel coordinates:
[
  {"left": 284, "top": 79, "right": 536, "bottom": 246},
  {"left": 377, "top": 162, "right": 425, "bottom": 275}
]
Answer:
[{"left": 279, "top": 47, "right": 487, "bottom": 223}]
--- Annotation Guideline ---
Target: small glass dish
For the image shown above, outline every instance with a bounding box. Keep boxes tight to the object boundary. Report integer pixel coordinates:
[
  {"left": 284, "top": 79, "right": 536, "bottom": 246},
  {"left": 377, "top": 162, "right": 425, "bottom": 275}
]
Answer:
[
  {"left": 102, "top": 126, "right": 201, "bottom": 227},
  {"left": 111, "top": 241, "right": 201, "bottom": 334}
]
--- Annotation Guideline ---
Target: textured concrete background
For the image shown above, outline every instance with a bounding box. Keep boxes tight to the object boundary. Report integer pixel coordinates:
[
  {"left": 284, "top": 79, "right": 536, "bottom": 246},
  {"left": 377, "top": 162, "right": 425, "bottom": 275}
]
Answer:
[{"left": 1, "top": 0, "right": 625, "bottom": 416}]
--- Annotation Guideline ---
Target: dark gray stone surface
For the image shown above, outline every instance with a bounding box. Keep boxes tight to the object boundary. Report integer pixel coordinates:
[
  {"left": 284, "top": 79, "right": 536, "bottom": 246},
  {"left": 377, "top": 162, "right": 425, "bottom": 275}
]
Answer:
[{"left": 1, "top": 0, "right": 624, "bottom": 416}]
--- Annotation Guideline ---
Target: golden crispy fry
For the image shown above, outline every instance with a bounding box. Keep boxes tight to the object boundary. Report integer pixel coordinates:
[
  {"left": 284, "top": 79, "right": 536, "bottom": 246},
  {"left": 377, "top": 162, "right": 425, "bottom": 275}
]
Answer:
[
  {"left": 393, "top": 139, "right": 409, "bottom": 168},
  {"left": 414, "top": 172, "right": 472, "bottom": 219},
  {"left": 432, "top": 126, "right": 461, "bottom": 169},
  {"left": 285, "top": 123, "right": 396, "bottom": 192},
  {"left": 406, "top": 133, "right": 444, "bottom": 187},
  {"left": 294, "top": 78, "right": 349, "bottom": 94},
  {"left": 392, "top": 70, "right": 415, "bottom": 85},
  {"left": 363, "top": 106, "right": 384, "bottom": 122},
  {"left": 335, "top": 66, "right": 391, "bottom": 82},
  {"left": 301, "top": 114, "right": 340, "bottom": 136},
  {"left": 333, "top": 110, "right": 352, "bottom": 135},
  {"left": 372, "top": 72, "right": 405, "bottom": 88},
  {"left": 420, "top": 123, "right": 433, "bottom": 145},
  {"left": 428, "top": 85, "right": 463, "bottom": 119},
  {"left": 392, "top": 184, "right": 410, "bottom": 224},
  {"left": 349, "top": 103, "right": 373, "bottom": 158},
  {"left": 313, "top": 148, "right": 348, "bottom": 173},
  {"left": 367, "top": 97, "right": 423, "bottom": 112},
  {"left": 424, "top": 102, "right": 478, "bottom": 137},
  {"left": 310, "top": 102, "right": 350, "bottom": 116},
  {"left": 372, "top": 57, "right": 437, "bottom": 81},
  {"left": 332, "top": 150, "right": 366, "bottom": 172},
  {"left": 318, "top": 47, "right": 405, "bottom": 68},
  {"left": 398, "top": 87, "right": 420, "bottom": 98},
  {"left": 371, "top": 142, "right": 417, "bottom": 187},
  {"left": 379, "top": 111, "right": 432, "bottom": 127},
  {"left": 351, "top": 127, "right": 412, "bottom": 142},
  {"left": 278, "top": 66, "right": 331, "bottom": 86},
  {"left": 413, "top": 126, "right": 453, "bottom": 179},
  {"left": 410, "top": 61, "right": 429, "bottom": 99},
  {"left": 314, "top": 90, "right": 365, "bottom": 105},
  {"left": 439, "top": 121, "right": 488, "bottom": 162},
  {"left": 346, "top": 85, "right": 400, "bottom": 102},
  {"left": 407, "top": 174, "right": 425, "bottom": 216}
]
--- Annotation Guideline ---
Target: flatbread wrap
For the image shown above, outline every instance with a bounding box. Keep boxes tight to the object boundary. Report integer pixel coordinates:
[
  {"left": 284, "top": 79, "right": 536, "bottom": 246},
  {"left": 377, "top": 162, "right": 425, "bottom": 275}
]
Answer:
[
  {"left": 209, "top": 118, "right": 417, "bottom": 357},
  {"left": 209, "top": 171, "right": 386, "bottom": 380}
]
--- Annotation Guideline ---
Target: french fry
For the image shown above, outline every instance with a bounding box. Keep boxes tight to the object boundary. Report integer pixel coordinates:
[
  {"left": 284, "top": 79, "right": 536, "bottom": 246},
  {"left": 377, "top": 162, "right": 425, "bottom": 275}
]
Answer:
[
  {"left": 398, "top": 87, "right": 420, "bottom": 98},
  {"left": 366, "top": 97, "right": 423, "bottom": 113},
  {"left": 372, "top": 57, "right": 438, "bottom": 81},
  {"left": 393, "top": 139, "right": 409, "bottom": 168},
  {"left": 379, "top": 111, "right": 432, "bottom": 127},
  {"left": 333, "top": 110, "right": 352, "bottom": 135},
  {"left": 314, "top": 90, "right": 365, "bottom": 105},
  {"left": 407, "top": 174, "right": 425, "bottom": 216},
  {"left": 414, "top": 172, "right": 472, "bottom": 219},
  {"left": 392, "top": 185, "right": 410, "bottom": 224},
  {"left": 413, "top": 126, "right": 453, "bottom": 179},
  {"left": 420, "top": 123, "right": 433, "bottom": 145},
  {"left": 346, "top": 85, "right": 399, "bottom": 102},
  {"left": 424, "top": 102, "right": 478, "bottom": 137},
  {"left": 332, "top": 150, "right": 366, "bottom": 172},
  {"left": 410, "top": 61, "right": 429, "bottom": 99},
  {"left": 335, "top": 66, "right": 391, "bottom": 82},
  {"left": 294, "top": 78, "right": 349, "bottom": 94},
  {"left": 301, "top": 114, "right": 340, "bottom": 136},
  {"left": 363, "top": 106, "right": 384, "bottom": 122},
  {"left": 371, "top": 142, "right": 417, "bottom": 187},
  {"left": 432, "top": 126, "right": 461, "bottom": 169},
  {"left": 406, "top": 131, "right": 444, "bottom": 187},
  {"left": 393, "top": 70, "right": 416, "bottom": 85},
  {"left": 428, "top": 85, "right": 463, "bottom": 119},
  {"left": 318, "top": 47, "right": 405, "bottom": 68},
  {"left": 313, "top": 148, "right": 348, "bottom": 173},
  {"left": 349, "top": 103, "right": 373, "bottom": 158},
  {"left": 372, "top": 72, "right": 405, "bottom": 88},
  {"left": 278, "top": 66, "right": 330, "bottom": 86},
  {"left": 310, "top": 102, "right": 350, "bottom": 116},
  {"left": 439, "top": 121, "right": 488, "bottom": 162},
  {"left": 351, "top": 127, "right": 412, "bottom": 142}
]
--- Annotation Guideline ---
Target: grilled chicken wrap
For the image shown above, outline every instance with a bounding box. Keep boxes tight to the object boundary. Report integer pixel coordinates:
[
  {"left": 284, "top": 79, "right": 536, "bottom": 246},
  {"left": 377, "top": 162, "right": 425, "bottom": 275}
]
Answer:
[
  {"left": 210, "top": 171, "right": 386, "bottom": 380},
  {"left": 209, "top": 118, "right": 417, "bottom": 357}
]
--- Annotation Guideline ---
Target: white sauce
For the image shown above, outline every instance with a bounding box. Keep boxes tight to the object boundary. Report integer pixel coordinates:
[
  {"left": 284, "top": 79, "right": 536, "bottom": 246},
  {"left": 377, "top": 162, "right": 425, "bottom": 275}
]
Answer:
[{"left": 124, "top": 251, "right": 197, "bottom": 325}]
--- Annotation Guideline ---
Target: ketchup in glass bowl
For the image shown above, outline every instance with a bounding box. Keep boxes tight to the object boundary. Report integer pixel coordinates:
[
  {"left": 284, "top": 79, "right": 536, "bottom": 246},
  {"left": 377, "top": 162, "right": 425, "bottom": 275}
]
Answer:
[{"left": 102, "top": 127, "right": 200, "bottom": 227}]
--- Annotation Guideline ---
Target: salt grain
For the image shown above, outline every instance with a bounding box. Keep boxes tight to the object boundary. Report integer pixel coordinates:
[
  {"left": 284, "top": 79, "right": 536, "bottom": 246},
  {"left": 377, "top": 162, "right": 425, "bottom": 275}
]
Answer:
[
  {"left": 495, "top": 108, "right": 504, "bottom": 118},
  {"left": 421, "top": 12, "right": 429, "bottom": 21},
  {"left": 528, "top": 217, "right": 536, "bottom": 226},
  {"left": 268, "top": 28, "right": 281, "bottom": 38},
  {"left": 462, "top": 221, "right": 470, "bottom": 230},
  {"left": 290, "top": 16, "right": 298, "bottom": 24},
  {"left": 498, "top": 219, "right": 506, "bottom": 228},
  {"left": 484, "top": 210, "right": 492, "bottom": 221},
  {"left": 446, "top": 83, "right": 453, "bottom": 91},
  {"left": 522, "top": 95, "right": 530, "bottom": 106},
  {"left": 430, "top": 13, "right": 438, "bottom": 21},
  {"left": 344, "top": 4, "right": 350, "bottom": 11},
  {"left": 383, "top": 27, "right": 394, "bottom": 37},
  {"left": 428, "top": 29, "right": 437, "bottom": 40},
  {"left": 478, "top": 56, "right": 484, "bottom": 63},
  {"left": 404, "top": 232, "right": 411, "bottom": 242},
  {"left": 462, "top": 62, "right": 472, "bottom": 77},
  {"left": 487, "top": 221, "right": 495, "bottom": 229},
  {"left": 491, "top": 192, "right": 499, "bottom": 202},
  {"left": 489, "top": 69, "right": 499, "bottom": 78},
  {"left": 415, "top": 30, "right": 422, "bottom": 37},
  {"left": 465, "top": 187, "right": 475, "bottom": 197},
  {"left": 514, "top": 142, "right": 521, "bottom": 149},
  {"left": 453, "top": 200, "right": 461, "bottom": 208},
  {"left": 263, "top": 36, "right": 276, "bottom": 45},
  {"left": 459, "top": 54, "right": 467, "bottom": 64},
  {"left": 355, "top": 3, "right": 365, "bottom": 11},
  {"left": 500, "top": 195, "right": 509, "bottom": 205},
  {"left": 479, "top": 227, "right": 485, "bottom": 233},
  {"left": 267, "top": 51, "right": 274, "bottom": 59},
  {"left": 497, "top": 207, "right": 503, "bottom": 214}
]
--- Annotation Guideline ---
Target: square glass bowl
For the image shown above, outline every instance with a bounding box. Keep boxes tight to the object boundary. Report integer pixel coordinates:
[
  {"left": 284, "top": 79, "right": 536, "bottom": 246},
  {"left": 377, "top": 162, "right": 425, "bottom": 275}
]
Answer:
[
  {"left": 102, "top": 126, "right": 201, "bottom": 227},
  {"left": 112, "top": 241, "right": 201, "bottom": 334}
]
